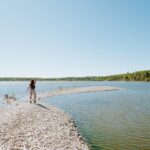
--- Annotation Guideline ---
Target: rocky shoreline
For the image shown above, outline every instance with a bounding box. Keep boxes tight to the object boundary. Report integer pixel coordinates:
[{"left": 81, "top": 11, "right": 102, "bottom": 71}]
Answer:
[{"left": 0, "top": 102, "right": 89, "bottom": 150}]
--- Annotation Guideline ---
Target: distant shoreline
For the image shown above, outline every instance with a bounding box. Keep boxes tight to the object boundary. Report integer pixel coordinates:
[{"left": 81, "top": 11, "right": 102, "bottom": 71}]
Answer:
[
  {"left": 0, "top": 80, "right": 149, "bottom": 83},
  {"left": 0, "top": 70, "right": 150, "bottom": 82}
]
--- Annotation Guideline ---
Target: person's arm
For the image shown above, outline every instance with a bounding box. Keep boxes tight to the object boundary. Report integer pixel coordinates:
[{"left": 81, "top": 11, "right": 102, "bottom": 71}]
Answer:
[{"left": 27, "top": 85, "right": 30, "bottom": 91}]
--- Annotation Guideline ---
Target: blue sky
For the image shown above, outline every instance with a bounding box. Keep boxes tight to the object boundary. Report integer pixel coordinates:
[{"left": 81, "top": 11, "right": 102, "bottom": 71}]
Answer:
[{"left": 0, "top": 0, "right": 149, "bottom": 77}]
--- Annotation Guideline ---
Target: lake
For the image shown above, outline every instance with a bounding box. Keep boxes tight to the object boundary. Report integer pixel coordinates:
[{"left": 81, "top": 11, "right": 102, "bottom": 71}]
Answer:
[{"left": 0, "top": 81, "right": 150, "bottom": 150}]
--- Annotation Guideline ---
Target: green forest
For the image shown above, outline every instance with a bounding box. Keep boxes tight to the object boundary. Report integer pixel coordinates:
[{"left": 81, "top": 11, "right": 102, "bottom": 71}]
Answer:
[{"left": 0, "top": 70, "right": 150, "bottom": 82}]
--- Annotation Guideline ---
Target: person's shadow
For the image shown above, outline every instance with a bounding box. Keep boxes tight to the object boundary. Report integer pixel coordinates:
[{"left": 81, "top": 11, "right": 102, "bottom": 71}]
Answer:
[{"left": 35, "top": 103, "right": 51, "bottom": 111}]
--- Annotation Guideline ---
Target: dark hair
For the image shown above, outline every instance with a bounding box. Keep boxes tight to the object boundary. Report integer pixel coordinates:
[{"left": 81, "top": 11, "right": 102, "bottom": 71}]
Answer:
[{"left": 30, "top": 80, "right": 35, "bottom": 85}]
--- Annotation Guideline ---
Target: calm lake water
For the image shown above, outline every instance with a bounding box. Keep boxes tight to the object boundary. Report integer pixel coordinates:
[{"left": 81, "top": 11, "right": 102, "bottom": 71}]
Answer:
[{"left": 0, "top": 81, "right": 150, "bottom": 150}]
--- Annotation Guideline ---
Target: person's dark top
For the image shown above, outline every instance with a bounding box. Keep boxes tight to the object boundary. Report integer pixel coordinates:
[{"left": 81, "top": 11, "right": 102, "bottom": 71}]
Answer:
[{"left": 30, "top": 84, "right": 35, "bottom": 89}]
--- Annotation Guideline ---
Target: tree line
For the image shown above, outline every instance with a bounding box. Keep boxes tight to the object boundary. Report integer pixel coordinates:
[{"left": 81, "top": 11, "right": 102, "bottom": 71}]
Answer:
[{"left": 0, "top": 70, "right": 150, "bottom": 82}]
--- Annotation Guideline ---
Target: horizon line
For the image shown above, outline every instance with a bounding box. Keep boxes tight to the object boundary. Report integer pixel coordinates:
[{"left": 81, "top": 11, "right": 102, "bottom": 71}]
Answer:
[{"left": 0, "top": 70, "right": 149, "bottom": 79}]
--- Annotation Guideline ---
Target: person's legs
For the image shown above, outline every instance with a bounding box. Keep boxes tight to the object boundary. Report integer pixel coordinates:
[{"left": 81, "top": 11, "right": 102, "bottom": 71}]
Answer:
[
  {"left": 30, "top": 90, "right": 32, "bottom": 103},
  {"left": 33, "top": 90, "right": 36, "bottom": 103},
  {"left": 30, "top": 90, "right": 35, "bottom": 103},
  {"left": 30, "top": 89, "right": 36, "bottom": 103}
]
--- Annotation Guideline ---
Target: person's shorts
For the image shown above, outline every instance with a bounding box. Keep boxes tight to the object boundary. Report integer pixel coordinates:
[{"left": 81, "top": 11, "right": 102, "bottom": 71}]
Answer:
[{"left": 30, "top": 89, "right": 36, "bottom": 95}]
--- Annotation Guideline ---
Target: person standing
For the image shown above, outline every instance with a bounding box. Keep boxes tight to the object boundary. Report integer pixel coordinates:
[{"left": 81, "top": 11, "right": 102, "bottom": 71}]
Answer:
[{"left": 28, "top": 80, "right": 36, "bottom": 103}]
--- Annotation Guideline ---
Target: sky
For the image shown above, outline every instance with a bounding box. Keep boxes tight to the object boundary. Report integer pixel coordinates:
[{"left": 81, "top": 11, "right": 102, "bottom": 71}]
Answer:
[{"left": 0, "top": 0, "right": 150, "bottom": 77}]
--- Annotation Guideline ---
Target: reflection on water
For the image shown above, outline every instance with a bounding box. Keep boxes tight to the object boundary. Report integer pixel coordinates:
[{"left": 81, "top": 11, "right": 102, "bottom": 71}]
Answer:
[{"left": 0, "top": 81, "right": 150, "bottom": 149}]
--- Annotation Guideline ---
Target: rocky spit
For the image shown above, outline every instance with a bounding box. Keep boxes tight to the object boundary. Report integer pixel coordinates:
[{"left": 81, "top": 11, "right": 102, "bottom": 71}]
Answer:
[
  {"left": 0, "top": 102, "right": 89, "bottom": 150},
  {"left": 36, "top": 86, "right": 121, "bottom": 100}
]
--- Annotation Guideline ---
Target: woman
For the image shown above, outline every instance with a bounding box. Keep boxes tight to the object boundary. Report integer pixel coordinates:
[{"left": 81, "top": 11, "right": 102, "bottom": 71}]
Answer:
[{"left": 28, "top": 80, "right": 36, "bottom": 103}]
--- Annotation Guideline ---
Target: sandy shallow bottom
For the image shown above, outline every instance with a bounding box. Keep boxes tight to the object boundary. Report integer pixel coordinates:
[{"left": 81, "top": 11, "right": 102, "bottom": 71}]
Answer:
[{"left": 36, "top": 86, "right": 120, "bottom": 101}]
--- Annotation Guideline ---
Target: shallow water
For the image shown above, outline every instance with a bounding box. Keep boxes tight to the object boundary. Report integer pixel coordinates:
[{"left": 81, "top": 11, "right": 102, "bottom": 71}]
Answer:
[{"left": 0, "top": 81, "right": 150, "bottom": 149}]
